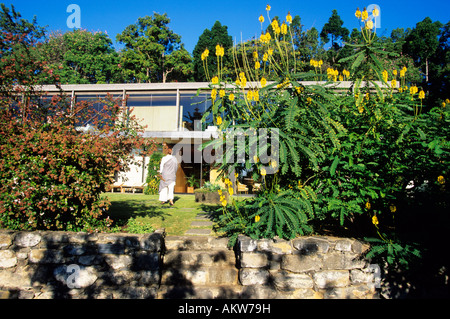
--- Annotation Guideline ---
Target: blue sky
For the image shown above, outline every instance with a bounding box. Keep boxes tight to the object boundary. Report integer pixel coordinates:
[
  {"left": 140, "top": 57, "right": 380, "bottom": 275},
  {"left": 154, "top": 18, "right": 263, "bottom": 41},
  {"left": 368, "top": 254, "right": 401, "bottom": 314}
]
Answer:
[{"left": 3, "top": 0, "right": 450, "bottom": 54}]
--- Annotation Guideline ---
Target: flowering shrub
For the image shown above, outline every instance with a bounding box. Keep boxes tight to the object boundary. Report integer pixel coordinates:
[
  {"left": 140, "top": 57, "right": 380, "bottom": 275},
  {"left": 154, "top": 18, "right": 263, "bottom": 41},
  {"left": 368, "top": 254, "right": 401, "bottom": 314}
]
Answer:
[{"left": 202, "top": 5, "right": 449, "bottom": 269}]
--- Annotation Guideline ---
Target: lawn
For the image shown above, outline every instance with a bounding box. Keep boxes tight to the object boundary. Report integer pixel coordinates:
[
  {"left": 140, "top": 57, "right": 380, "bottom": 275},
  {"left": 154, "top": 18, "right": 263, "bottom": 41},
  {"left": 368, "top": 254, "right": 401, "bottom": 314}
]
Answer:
[{"left": 100, "top": 192, "right": 221, "bottom": 236}]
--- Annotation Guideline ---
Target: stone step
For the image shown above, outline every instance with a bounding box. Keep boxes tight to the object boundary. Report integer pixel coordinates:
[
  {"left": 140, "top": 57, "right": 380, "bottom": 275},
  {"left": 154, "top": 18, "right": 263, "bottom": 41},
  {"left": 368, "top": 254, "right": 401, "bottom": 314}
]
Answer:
[{"left": 190, "top": 220, "right": 213, "bottom": 227}]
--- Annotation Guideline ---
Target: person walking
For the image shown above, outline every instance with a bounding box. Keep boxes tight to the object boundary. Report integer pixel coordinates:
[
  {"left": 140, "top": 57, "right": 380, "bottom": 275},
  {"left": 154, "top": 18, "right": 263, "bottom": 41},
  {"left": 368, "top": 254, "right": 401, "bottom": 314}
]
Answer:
[{"left": 158, "top": 143, "right": 178, "bottom": 206}]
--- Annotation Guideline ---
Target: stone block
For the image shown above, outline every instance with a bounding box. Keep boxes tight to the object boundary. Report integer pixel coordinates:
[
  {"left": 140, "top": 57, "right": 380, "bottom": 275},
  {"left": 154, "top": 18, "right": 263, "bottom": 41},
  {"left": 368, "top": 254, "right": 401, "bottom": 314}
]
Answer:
[
  {"left": 0, "top": 250, "right": 17, "bottom": 269},
  {"left": 272, "top": 271, "right": 314, "bottom": 290},
  {"left": 281, "top": 254, "right": 322, "bottom": 273},
  {"left": 0, "top": 233, "right": 12, "bottom": 248},
  {"left": 240, "top": 252, "right": 268, "bottom": 268},
  {"left": 238, "top": 235, "right": 257, "bottom": 252},
  {"left": 292, "top": 237, "right": 330, "bottom": 254},
  {"left": 105, "top": 254, "right": 133, "bottom": 270},
  {"left": 15, "top": 232, "right": 41, "bottom": 248},
  {"left": 335, "top": 239, "right": 353, "bottom": 252},
  {"left": 313, "top": 270, "right": 350, "bottom": 288},
  {"left": 208, "top": 267, "right": 238, "bottom": 285},
  {"left": 97, "top": 243, "right": 125, "bottom": 255},
  {"left": 239, "top": 268, "right": 270, "bottom": 286}
]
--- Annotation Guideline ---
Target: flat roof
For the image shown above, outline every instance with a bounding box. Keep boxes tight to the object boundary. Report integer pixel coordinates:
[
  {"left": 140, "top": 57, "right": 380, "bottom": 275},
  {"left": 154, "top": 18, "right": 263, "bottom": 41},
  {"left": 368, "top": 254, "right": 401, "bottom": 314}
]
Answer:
[{"left": 35, "top": 81, "right": 389, "bottom": 94}]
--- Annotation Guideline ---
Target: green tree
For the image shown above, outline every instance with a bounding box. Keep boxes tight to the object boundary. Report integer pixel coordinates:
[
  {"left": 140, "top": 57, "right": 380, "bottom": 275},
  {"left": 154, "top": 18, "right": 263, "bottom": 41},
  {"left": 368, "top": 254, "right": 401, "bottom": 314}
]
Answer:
[
  {"left": 320, "top": 9, "right": 349, "bottom": 50},
  {"left": 404, "top": 17, "right": 443, "bottom": 83},
  {"left": 38, "top": 30, "right": 121, "bottom": 84},
  {"left": 193, "top": 21, "right": 233, "bottom": 81},
  {"left": 116, "top": 13, "right": 191, "bottom": 83}
]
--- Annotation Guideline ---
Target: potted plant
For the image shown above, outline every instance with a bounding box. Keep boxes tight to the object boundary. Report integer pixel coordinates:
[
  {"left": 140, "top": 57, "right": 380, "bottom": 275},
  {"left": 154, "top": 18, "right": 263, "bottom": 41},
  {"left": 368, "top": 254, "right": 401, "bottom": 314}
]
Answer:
[
  {"left": 186, "top": 175, "right": 199, "bottom": 194},
  {"left": 194, "top": 182, "right": 229, "bottom": 204}
]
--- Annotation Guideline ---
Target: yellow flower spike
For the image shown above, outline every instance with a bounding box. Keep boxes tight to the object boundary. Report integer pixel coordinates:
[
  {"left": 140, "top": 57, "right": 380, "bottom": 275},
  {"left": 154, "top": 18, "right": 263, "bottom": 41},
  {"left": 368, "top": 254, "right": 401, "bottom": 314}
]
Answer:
[
  {"left": 372, "top": 215, "right": 379, "bottom": 226},
  {"left": 201, "top": 48, "right": 209, "bottom": 61},
  {"left": 259, "top": 15, "right": 265, "bottom": 24},
  {"left": 228, "top": 187, "right": 234, "bottom": 196},
  {"left": 261, "top": 168, "right": 267, "bottom": 176},
  {"left": 229, "top": 93, "right": 235, "bottom": 101},
  {"left": 372, "top": 7, "right": 380, "bottom": 17},
  {"left": 446, "top": 99, "right": 450, "bottom": 104},
  {"left": 400, "top": 69, "right": 406, "bottom": 78},
  {"left": 218, "top": 189, "right": 222, "bottom": 196},
  {"left": 355, "top": 8, "right": 362, "bottom": 19},
  {"left": 365, "top": 201, "right": 371, "bottom": 210},
  {"left": 252, "top": 51, "right": 258, "bottom": 60},
  {"left": 255, "top": 215, "right": 261, "bottom": 223},
  {"left": 215, "top": 44, "right": 224, "bottom": 57},
  {"left": 437, "top": 175, "right": 445, "bottom": 184},
  {"left": 365, "top": 20, "right": 374, "bottom": 30},
  {"left": 410, "top": 86, "right": 418, "bottom": 95},
  {"left": 247, "top": 90, "right": 254, "bottom": 101},
  {"left": 255, "top": 61, "right": 261, "bottom": 70},
  {"left": 253, "top": 90, "right": 260, "bottom": 102},
  {"left": 221, "top": 200, "right": 227, "bottom": 207},
  {"left": 361, "top": 8, "right": 369, "bottom": 21},
  {"left": 266, "top": 4, "right": 271, "bottom": 11},
  {"left": 307, "top": 97, "right": 312, "bottom": 104},
  {"left": 286, "top": 12, "right": 292, "bottom": 24},
  {"left": 211, "top": 76, "right": 219, "bottom": 85},
  {"left": 442, "top": 102, "right": 446, "bottom": 108},
  {"left": 391, "top": 79, "right": 397, "bottom": 88},
  {"left": 382, "top": 70, "right": 388, "bottom": 83},
  {"left": 393, "top": 70, "right": 398, "bottom": 76},
  {"left": 219, "top": 89, "right": 225, "bottom": 98},
  {"left": 419, "top": 90, "right": 425, "bottom": 99},
  {"left": 211, "top": 89, "right": 217, "bottom": 101},
  {"left": 263, "top": 53, "right": 268, "bottom": 62},
  {"left": 216, "top": 115, "right": 223, "bottom": 125},
  {"left": 281, "top": 23, "right": 288, "bottom": 35},
  {"left": 268, "top": 48, "right": 273, "bottom": 55},
  {"left": 390, "top": 205, "right": 397, "bottom": 213}
]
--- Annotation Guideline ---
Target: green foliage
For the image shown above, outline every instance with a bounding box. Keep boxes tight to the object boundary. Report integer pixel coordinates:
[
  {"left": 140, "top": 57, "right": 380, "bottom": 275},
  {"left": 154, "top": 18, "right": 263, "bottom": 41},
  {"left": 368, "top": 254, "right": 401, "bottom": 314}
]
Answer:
[{"left": 125, "top": 217, "right": 155, "bottom": 234}]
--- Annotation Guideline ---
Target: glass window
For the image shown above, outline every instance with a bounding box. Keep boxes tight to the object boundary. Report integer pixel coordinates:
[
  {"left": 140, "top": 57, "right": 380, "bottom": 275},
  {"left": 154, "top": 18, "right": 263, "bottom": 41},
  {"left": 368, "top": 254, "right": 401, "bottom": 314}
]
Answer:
[
  {"left": 180, "top": 93, "right": 212, "bottom": 131},
  {"left": 75, "top": 94, "right": 122, "bottom": 128},
  {"left": 126, "top": 94, "right": 176, "bottom": 107}
]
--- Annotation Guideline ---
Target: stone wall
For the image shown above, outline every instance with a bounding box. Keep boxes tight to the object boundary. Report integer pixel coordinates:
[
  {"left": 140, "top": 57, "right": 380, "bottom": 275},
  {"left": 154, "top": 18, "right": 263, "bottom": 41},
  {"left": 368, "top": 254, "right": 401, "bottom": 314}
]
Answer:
[
  {"left": 237, "top": 235, "right": 379, "bottom": 299},
  {"left": 0, "top": 230, "right": 379, "bottom": 299},
  {"left": 0, "top": 229, "right": 164, "bottom": 299}
]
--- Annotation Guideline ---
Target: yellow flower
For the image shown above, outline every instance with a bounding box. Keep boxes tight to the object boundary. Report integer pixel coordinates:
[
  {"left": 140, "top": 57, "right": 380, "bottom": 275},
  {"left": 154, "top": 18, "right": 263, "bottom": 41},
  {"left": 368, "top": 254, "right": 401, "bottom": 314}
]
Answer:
[
  {"left": 372, "top": 7, "right": 379, "bottom": 17},
  {"left": 390, "top": 205, "right": 397, "bottom": 213},
  {"left": 261, "top": 168, "right": 267, "bottom": 176},
  {"left": 259, "top": 15, "right": 265, "bottom": 24},
  {"left": 410, "top": 86, "right": 418, "bottom": 95},
  {"left": 247, "top": 90, "right": 254, "bottom": 101},
  {"left": 281, "top": 23, "right": 288, "bottom": 35},
  {"left": 219, "top": 89, "right": 225, "bottom": 98},
  {"left": 253, "top": 155, "right": 259, "bottom": 163},
  {"left": 382, "top": 70, "right": 388, "bottom": 83},
  {"left": 355, "top": 8, "right": 362, "bottom": 19},
  {"left": 372, "top": 215, "right": 379, "bottom": 226},
  {"left": 393, "top": 70, "right": 398, "bottom": 76},
  {"left": 253, "top": 90, "right": 260, "bottom": 102},
  {"left": 446, "top": 99, "right": 450, "bottom": 104},
  {"left": 255, "top": 215, "right": 261, "bottom": 222},
  {"left": 229, "top": 93, "right": 235, "bottom": 101},
  {"left": 268, "top": 48, "right": 273, "bottom": 55},
  {"left": 442, "top": 102, "right": 446, "bottom": 108},
  {"left": 419, "top": 90, "right": 425, "bottom": 99},
  {"left": 286, "top": 12, "right": 292, "bottom": 24},
  {"left": 261, "top": 77, "right": 267, "bottom": 87},
  {"left": 365, "top": 20, "right": 374, "bottom": 30},
  {"left": 307, "top": 97, "right": 312, "bottom": 104},
  {"left": 215, "top": 44, "right": 224, "bottom": 57},
  {"left": 262, "top": 52, "right": 268, "bottom": 62},
  {"left": 216, "top": 115, "right": 223, "bottom": 125},
  {"left": 221, "top": 200, "right": 227, "bottom": 207},
  {"left": 266, "top": 4, "right": 271, "bottom": 11},
  {"left": 391, "top": 79, "right": 397, "bottom": 88},
  {"left": 255, "top": 61, "right": 261, "bottom": 69},
  {"left": 201, "top": 48, "right": 209, "bottom": 61},
  {"left": 437, "top": 175, "right": 445, "bottom": 184},
  {"left": 211, "top": 76, "right": 219, "bottom": 85},
  {"left": 270, "top": 160, "right": 277, "bottom": 169},
  {"left": 218, "top": 189, "right": 222, "bottom": 195},
  {"left": 211, "top": 89, "right": 217, "bottom": 101},
  {"left": 400, "top": 69, "right": 406, "bottom": 78},
  {"left": 365, "top": 201, "right": 371, "bottom": 210},
  {"left": 361, "top": 8, "right": 369, "bottom": 21},
  {"left": 228, "top": 187, "right": 234, "bottom": 196}
]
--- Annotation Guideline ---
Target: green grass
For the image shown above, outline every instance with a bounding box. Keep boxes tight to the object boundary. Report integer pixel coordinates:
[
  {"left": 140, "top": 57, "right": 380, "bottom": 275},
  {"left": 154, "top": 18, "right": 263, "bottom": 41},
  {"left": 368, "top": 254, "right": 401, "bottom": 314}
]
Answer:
[{"left": 100, "top": 193, "right": 220, "bottom": 236}]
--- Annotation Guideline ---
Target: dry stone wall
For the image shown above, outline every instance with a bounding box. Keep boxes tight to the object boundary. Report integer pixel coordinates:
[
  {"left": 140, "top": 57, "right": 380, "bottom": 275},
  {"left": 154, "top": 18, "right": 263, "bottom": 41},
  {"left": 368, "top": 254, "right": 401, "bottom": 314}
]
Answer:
[{"left": 0, "top": 230, "right": 379, "bottom": 299}]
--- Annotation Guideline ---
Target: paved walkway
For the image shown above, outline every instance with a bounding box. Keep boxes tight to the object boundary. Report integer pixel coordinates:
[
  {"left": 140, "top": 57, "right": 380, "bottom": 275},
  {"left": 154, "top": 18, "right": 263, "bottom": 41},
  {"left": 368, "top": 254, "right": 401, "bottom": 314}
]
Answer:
[{"left": 184, "top": 212, "right": 214, "bottom": 236}]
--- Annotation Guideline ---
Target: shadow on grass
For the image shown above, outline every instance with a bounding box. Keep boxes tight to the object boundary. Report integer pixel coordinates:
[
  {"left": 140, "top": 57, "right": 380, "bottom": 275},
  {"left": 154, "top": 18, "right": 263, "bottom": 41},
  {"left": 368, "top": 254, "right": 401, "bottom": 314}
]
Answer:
[{"left": 105, "top": 196, "right": 182, "bottom": 226}]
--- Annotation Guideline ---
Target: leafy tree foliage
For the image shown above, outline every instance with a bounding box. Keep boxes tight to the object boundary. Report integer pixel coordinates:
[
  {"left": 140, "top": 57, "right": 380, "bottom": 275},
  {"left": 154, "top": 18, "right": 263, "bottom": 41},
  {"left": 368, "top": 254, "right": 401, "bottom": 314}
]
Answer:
[
  {"left": 193, "top": 21, "right": 233, "bottom": 81},
  {"left": 116, "top": 13, "right": 192, "bottom": 83},
  {"left": 38, "top": 30, "right": 121, "bottom": 84}
]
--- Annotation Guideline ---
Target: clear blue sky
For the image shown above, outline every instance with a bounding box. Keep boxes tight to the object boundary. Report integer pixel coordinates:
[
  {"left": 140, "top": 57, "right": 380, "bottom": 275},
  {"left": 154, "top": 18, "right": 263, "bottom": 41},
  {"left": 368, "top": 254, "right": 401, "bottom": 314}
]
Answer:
[{"left": 3, "top": 0, "right": 450, "bottom": 54}]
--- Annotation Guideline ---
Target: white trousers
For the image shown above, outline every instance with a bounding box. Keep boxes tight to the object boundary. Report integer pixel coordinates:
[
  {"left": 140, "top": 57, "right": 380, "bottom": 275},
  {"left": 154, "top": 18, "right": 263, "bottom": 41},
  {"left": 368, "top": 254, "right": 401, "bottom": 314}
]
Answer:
[{"left": 159, "top": 182, "right": 175, "bottom": 202}]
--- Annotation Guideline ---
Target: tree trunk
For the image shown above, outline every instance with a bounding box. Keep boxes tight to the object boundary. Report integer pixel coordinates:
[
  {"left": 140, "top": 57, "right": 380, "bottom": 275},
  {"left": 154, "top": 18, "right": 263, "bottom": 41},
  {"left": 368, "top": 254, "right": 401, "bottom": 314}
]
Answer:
[{"left": 425, "top": 58, "right": 429, "bottom": 83}]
